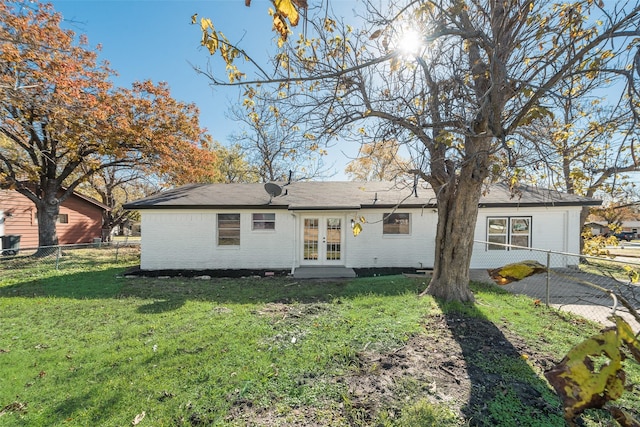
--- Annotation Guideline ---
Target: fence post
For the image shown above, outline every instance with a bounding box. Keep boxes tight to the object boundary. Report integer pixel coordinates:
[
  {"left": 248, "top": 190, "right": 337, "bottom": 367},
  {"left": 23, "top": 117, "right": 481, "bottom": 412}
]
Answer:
[
  {"left": 545, "top": 251, "right": 551, "bottom": 307},
  {"left": 56, "top": 246, "right": 61, "bottom": 270},
  {"left": 115, "top": 242, "right": 120, "bottom": 263}
]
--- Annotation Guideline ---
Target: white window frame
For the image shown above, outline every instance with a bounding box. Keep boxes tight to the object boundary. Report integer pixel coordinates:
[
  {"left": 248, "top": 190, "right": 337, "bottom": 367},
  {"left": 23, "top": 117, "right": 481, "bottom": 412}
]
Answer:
[
  {"left": 252, "top": 213, "right": 275, "bottom": 231},
  {"left": 487, "top": 216, "right": 531, "bottom": 250},
  {"left": 217, "top": 213, "right": 241, "bottom": 246},
  {"left": 383, "top": 212, "right": 411, "bottom": 236}
]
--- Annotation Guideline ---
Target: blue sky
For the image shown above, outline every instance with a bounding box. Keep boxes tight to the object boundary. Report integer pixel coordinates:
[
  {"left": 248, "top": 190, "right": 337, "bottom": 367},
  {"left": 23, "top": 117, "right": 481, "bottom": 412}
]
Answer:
[{"left": 48, "top": 0, "right": 357, "bottom": 178}]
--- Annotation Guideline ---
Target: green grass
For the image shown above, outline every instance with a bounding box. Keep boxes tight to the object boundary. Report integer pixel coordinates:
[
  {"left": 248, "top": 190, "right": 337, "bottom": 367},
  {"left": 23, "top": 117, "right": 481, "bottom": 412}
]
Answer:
[{"left": 1, "top": 258, "right": 639, "bottom": 426}]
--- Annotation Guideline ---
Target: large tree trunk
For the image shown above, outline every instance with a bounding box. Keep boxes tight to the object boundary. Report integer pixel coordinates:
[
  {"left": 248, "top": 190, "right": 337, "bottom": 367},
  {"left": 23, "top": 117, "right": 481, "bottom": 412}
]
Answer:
[
  {"left": 421, "top": 177, "right": 484, "bottom": 302},
  {"left": 421, "top": 135, "right": 491, "bottom": 302},
  {"left": 101, "top": 205, "right": 114, "bottom": 242},
  {"left": 579, "top": 205, "right": 591, "bottom": 253},
  {"left": 36, "top": 186, "right": 60, "bottom": 248}
]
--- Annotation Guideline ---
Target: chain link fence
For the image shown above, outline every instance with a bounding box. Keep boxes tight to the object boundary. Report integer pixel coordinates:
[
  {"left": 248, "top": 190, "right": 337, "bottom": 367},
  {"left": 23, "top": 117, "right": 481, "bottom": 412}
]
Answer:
[
  {"left": 472, "top": 240, "right": 640, "bottom": 332},
  {"left": 0, "top": 241, "right": 140, "bottom": 282},
  {"left": 4, "top": 237, "right": 639, "bottom": 331}
]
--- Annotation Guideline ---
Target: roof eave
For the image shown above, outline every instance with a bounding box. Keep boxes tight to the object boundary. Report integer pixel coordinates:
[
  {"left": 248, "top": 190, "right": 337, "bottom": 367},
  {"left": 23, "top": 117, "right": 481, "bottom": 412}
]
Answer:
[
  {"left": 123, "top": 204, "right": 291, "bottom": 210},
  {"left": 479, "top": 200, "right": 602, "bottom": 208},
  {"left": 288, "top": 205, "right": 362, "bottom": 211}
]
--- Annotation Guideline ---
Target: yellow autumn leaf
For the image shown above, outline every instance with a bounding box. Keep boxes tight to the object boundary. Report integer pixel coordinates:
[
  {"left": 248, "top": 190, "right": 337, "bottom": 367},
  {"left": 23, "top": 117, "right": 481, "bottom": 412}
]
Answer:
[
  {"left": 623, "top": 265, "right": 639, "bottom": 283},
  {"left": 487, "top": 260, "right": 547, "bottom": 285},
  {"left": 545, "top": 317, "right": 640, "bottom": 424},
  {"left": 200, "top": 17, "right": 214, "bottom": 32},
  {"left": 600, "top": 50, "right": 614, "bottom": 60},
  {"left": 545, "top": 327, "right": 623, "bottom": 420},
  {"left": 274, "top": 0, "right": 299, "bottom": 26},
  {"left": 272, "top": 14, "right": 289, "bottom": 45},
  {"left": 615, "top": 316, "right": 640, "bottom": 362},
  {"left": 202, "top": 32, "right": 219, "bottom": 55}
]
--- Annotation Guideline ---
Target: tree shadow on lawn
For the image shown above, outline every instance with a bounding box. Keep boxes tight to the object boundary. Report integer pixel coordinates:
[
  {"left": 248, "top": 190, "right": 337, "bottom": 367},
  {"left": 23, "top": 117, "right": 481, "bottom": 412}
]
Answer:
[
  {"left": 0, "top": 267, "right": 425, "bottom": 313},
  {"left": 432, "top": 286, "right": 564, "bottom": 426}
]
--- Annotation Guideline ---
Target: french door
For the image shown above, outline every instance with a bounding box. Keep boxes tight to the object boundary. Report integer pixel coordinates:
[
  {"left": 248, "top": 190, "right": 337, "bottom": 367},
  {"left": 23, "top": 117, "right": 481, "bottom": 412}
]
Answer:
[{"left": 301, "top": 216, "right": 344, "bottom": 265}]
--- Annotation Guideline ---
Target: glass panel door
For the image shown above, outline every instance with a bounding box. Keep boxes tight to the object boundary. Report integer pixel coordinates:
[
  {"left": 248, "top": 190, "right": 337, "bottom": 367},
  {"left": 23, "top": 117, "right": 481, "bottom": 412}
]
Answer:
[
  {"left": 303, "top": 218, "right": 319, "bottom": 261},
  {"left": 325, "top": 218, "right": 341, "bottom": 261},
  {"left": 301, "top": 216, "right": 344, "bottom": 265}
]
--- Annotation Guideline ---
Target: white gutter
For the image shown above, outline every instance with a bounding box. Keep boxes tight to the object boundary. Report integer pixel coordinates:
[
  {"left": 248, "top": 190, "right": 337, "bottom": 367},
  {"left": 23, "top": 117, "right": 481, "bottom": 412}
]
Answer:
[{"left": 290, "top": 212, "right": 298, "bottom": 276}]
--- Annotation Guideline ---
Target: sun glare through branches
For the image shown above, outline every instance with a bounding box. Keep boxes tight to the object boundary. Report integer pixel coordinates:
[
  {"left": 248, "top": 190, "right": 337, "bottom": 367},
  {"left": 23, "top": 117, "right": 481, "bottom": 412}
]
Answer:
[{"left": 396, "top": 28, "right": 424, "bottom": 57}]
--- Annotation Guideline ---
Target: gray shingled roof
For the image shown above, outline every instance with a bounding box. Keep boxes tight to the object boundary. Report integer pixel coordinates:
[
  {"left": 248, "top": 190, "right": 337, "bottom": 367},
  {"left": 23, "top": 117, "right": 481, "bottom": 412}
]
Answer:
[{"left": 123, "top": 181, "right": 601, "bottom": 210}]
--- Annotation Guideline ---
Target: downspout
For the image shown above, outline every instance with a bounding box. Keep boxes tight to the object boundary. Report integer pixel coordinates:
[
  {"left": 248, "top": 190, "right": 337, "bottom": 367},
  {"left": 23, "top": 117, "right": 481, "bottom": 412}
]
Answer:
[{"left": 290, "top": 212, "right": 298, "bottom": 276}]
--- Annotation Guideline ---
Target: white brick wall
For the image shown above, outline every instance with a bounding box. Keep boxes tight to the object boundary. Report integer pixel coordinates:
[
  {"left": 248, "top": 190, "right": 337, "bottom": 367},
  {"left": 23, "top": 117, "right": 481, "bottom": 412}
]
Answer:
[
  {"left": 140, "top": 210, "right": 296, "bottom": 270},
  {"left": 139, "top": 205, "right": 583, "bottom": 270},
  {"left": 471, "top": 206, "right": 581, "bottom": 269},
  {"left": 344, "top": 209, "right": 437, "bottom": 268}
]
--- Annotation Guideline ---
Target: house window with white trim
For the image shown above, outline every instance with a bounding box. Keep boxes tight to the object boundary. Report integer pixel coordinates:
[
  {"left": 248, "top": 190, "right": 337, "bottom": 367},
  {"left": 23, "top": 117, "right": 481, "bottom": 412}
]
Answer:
[
  {"left": 487, "top": 216, "right": 531, "bottom": 250},
  {"left": 218, "top": 213, "right": 240, "bottom": 246},
  {"left": 383, "top": 213, "right": 410, "bottom": 235},
  {"left": 252, "top": 213, "right": 275, "bottom": 230}
]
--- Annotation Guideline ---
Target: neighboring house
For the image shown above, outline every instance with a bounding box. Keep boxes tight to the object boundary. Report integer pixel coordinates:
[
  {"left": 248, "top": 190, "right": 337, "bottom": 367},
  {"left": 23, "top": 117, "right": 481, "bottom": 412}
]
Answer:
[
  {"left": 124, "top": 181, "right": 601, "bottom": 273},
  {"left": 111, "top": 219, "right": 141, "bottom": 237},
  {"left": 584, "top": 221, "right": 608, "bottom": 236},
  {"left": 586, "top": 221, "right": 640, "bottom": 238},
  {"left": 0, "top": 189, "right": 109, "bottom": 250},
  {"left": 620, "top": 221, "right": 640, "bottom": 236}
]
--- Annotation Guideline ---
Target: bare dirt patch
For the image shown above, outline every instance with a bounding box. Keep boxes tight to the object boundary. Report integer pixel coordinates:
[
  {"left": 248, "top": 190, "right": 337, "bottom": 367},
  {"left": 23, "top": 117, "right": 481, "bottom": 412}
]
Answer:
[
  {"left": 223, "top": 311, "right": 562, "bottom": 426},
  {"left": 344, "top": 313, "right": 560, "bottom": 424}
]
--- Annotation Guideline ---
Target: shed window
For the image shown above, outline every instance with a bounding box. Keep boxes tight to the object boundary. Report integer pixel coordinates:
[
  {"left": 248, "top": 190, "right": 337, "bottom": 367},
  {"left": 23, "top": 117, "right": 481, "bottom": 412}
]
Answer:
[
  {"left": 383, "top": 213, "right": 410, "bottom": 235},
  {"left": 218, "top": 213, "right": 240, "bottom": 246},
  {"left": 34, "top": 213, "right": 69, "bottom": 224},
  {"left": 252, "top": 213, "right": 275, "bottom": 230},
  {"left": 487, "top": 217, "right": 531, "bottom": 250}
]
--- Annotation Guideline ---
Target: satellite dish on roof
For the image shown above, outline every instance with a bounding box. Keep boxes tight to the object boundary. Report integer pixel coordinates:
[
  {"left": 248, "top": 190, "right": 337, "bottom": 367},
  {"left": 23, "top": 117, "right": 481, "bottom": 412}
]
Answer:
[{"left": 264, "top": 182, "right": 282, "bottom": 199}]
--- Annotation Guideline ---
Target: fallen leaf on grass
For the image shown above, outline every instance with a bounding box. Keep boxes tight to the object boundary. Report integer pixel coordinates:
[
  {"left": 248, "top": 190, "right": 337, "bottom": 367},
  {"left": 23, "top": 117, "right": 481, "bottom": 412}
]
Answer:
[
  {"left": 158, "top": 391, "right": 175, "bottom": 402},
  {"left": 132, "top": 411, "right": 146, "bottom": 425},
  {"left": 0, "top": 402, "right": 27, "bottom": 417}
]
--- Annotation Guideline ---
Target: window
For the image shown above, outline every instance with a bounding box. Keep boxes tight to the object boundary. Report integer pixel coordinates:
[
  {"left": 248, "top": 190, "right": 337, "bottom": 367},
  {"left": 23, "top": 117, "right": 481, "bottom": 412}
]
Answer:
[
  {"left": 383, "top": 213, "right": 410, "bottom": 235},
  {"left": 252, "top": 213, "right": 275, "bottom": 230},
  {"left": 218, "top": 213, "right": 240, "bottom": 246},
  {"left": 34, "top": 213, "right": 69, "bottom": 224},
  {"left": 487, "top": 217, "right": 531, "bottom": 250}
]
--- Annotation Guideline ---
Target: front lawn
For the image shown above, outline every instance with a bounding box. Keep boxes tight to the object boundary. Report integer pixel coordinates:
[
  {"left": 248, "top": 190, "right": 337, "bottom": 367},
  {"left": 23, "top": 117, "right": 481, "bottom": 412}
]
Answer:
[{"left": 1, "top": 263, "right": 638, "bottom": 426}]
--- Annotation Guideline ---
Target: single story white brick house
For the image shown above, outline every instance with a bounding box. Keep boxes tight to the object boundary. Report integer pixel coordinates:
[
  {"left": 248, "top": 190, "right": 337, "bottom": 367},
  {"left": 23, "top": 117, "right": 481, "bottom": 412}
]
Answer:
[{"left": 123, "top": 181, "right": 600, "bottom": 274}]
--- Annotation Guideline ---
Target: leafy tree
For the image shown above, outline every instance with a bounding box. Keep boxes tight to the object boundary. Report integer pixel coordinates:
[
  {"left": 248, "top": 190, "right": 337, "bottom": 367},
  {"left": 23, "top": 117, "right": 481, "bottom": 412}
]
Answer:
[
  {"left": 197, "top": 0, "right": 640, "bottom": 302},
  {"left": 209, "top": 141, "right": 262, "bottom": 183},
  {"left": 591, "top": 204, "right": 638, "bottom": 231},
  {"left": 503, "top": 36, "right": 640, "bottom": 242},
  {"left": 0, "top": 1, "right": 216, "bottom": 248},
  {"left": 78, "top": 166, "right": 158, "bottom": 241},
  {"left": 345, "top": 140, "right": 411, "bottom": 181},
  {"left": 228, "top": 87, "right": 327, "bottom": 182}
]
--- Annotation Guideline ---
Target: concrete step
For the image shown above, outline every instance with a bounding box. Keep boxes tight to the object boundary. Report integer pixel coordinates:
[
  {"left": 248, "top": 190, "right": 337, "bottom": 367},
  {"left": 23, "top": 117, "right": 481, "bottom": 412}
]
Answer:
[{"left": 293, "top": 266, "right": 356, "bottom": 279}]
